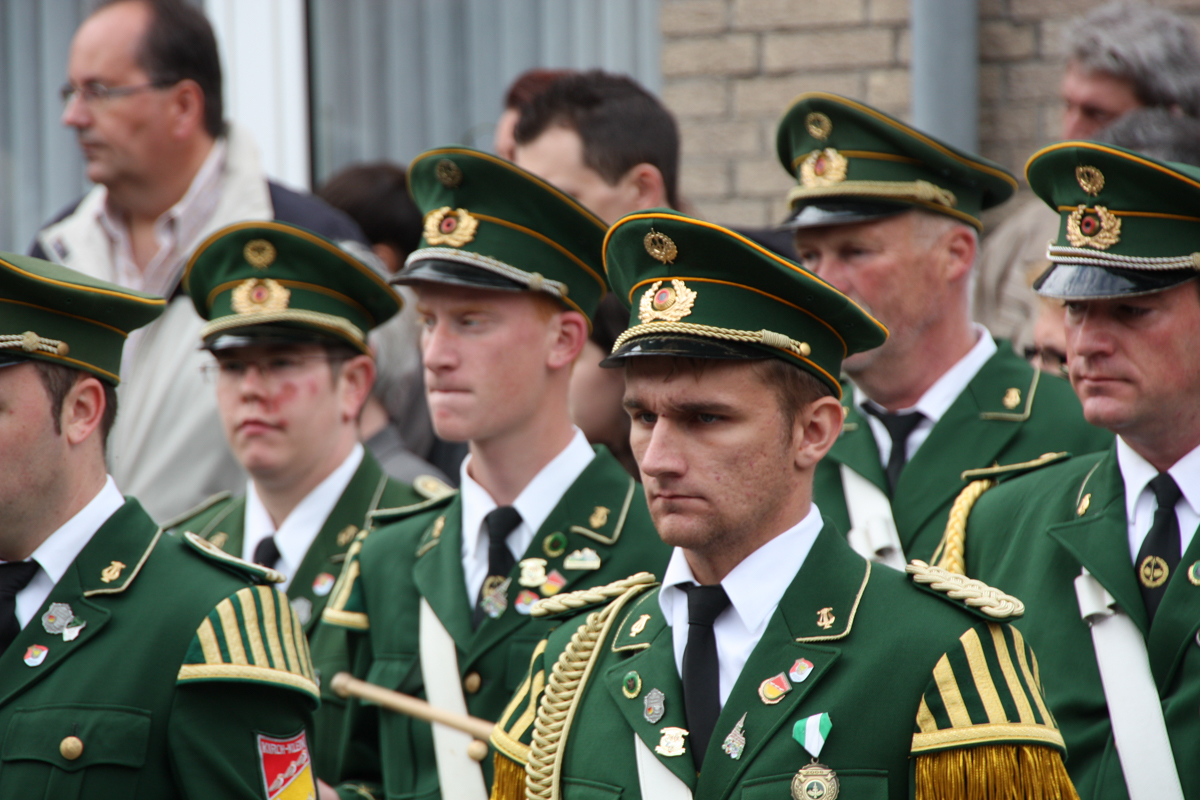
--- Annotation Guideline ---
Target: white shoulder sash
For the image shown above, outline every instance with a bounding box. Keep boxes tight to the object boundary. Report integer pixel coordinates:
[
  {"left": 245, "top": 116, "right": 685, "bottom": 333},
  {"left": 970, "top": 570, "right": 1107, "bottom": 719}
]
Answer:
[
  {"left": 419, "top": 599, "right": 488, "bottom": 800},
  {"left": 634, "top": 733, "right": 692, "bottom": 800},
  {"left": 1074, "top": 569, "right": 1183, "bottom": 800},
  {"left": 840, "top": 465, "right": 906, "bottom": 570}
]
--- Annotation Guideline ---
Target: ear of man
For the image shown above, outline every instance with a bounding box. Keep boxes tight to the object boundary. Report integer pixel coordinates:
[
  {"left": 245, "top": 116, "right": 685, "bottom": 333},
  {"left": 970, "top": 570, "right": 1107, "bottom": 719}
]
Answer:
[
  {"left": 792, "top": 394, "right": 844, "bottom": 471},
  {"left": 60, "top": 374, "right": 110, "bottom": 449},
  {"left": 545, "top": 308, "right": 590, "bottom": 371},
  {"left": 618, "top": 162, "right": 668, "bottom": 210},
  {"left": 336, "top": 354, "right": 377, "bottom": 424},
  {"left": 167, "top": 79, "right": 209, "bottom": 141}
]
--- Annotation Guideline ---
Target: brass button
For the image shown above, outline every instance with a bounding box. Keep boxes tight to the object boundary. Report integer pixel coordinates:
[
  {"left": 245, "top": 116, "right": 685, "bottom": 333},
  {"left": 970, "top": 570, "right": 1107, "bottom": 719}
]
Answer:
[
  {"left": 60, "top": 736, "right": 83, "bottom": 760},
  {"left": 463, "top": 671, "right": 482, "bottom": 694}
]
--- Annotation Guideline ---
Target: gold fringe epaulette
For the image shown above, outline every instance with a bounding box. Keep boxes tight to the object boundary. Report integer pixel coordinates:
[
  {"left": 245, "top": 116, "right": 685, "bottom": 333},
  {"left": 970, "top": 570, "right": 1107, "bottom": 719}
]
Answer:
[
  {"left": 916, "top": 743, "right": 1080, "bottom": 800},
  {"left": 530, "top": 572, "right": 658, "bottom": 618},
  {"left": 905, "top": 561, "right": 1024, "bottom": 619},
  {"left": 490, "top": 752, "right": 527, "bottom": 800}
]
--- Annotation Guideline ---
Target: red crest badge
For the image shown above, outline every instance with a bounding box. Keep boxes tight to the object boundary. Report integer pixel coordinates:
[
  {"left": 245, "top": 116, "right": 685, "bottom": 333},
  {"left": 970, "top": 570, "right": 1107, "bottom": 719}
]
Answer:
[{"left": 257, "top": 731, "right": 316, "bottom": 800}]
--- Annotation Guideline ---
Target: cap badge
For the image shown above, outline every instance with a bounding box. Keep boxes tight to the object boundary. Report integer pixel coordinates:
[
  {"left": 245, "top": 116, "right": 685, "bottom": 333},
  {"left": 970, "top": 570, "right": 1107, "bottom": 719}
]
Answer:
[
  {"left": 644, "top": 229, "right": 678, "bottom": 264},
  {"left": 435, "top": 158, "right": 464, "bottom": 188},
  {"left": 232, "top": 278, "right": 291, "bottom": 314},
  {"left": 424, "top": 207, "right": 479, "bottom": 248},
  {"left": 243, "top": 239, "right": 277, "bottom": 268},
  {"left": 806, "top": 112, "right": 833, "bottom": 141},
  {"left": 639, "top": 279, "right": 697, "bottom": 324},
  {"left": 1066, "top": 205, "right": 1121, "bottom": 250},
  {"left": 800, "top": 148, "right": 848, "bottom": 187},
  {"left": 1075, "top": 165, "right": 1105, "bottom": 197}
]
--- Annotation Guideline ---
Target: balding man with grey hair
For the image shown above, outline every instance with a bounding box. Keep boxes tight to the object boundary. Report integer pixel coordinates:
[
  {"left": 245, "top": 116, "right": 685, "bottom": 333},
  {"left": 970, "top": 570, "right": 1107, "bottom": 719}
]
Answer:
[{"left": 976, "top": 1, "right": 1200, "bottom": 353}]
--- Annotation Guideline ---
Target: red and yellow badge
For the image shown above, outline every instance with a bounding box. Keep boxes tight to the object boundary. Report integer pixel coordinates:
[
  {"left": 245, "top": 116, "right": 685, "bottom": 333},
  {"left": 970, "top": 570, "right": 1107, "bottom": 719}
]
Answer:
[{"left": 257, "top": 731, "right": 316, "bottom": 800}]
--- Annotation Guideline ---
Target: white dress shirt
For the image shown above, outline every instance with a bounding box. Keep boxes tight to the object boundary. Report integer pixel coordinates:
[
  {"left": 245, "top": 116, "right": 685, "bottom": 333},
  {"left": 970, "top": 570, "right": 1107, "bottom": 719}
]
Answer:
[
  {"left": 857, "top": 325, "right": 997, "bottom": 466},
  {"left": 460, "top": 428, "right": 595, "bottom": 604},
  {"left": 14, "top": 476, "right": 125, "bottom": 629},
  {"left": 243, "top": 444, "right": 364, "bottom": 593},
  {"left": 657, "top": 504, "right": 824, "bottom": 707},
  {"left": 1117, "top": 437, "right": 1200, "bottom": 563}
]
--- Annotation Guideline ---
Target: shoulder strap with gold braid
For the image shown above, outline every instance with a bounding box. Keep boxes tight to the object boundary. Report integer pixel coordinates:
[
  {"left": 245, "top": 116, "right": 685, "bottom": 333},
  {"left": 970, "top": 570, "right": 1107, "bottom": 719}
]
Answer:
[{"left": 931, "top": 479, "right": 992, "bottom": 574}]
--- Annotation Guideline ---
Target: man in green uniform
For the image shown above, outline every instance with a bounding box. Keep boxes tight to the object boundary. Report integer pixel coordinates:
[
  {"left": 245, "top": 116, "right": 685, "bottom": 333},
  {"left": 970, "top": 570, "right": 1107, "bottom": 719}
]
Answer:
[
  {"left": 779, "top": 93, "right": 1110, "bottom": 566},
  {"left": 0, "top": 251, "right": 319, "bottom": 798},
  {"left": 169, "top": 221, "right": 435, "bottom": 634},
  {"left": 312, "top": 148, "right": 671, "bottom": 799},
  {"left": 949, "top": 142, "right": 1200, "bottom": 799},
  {"left": 489, "top": 211, "right": 1077, "bottom": 800}
]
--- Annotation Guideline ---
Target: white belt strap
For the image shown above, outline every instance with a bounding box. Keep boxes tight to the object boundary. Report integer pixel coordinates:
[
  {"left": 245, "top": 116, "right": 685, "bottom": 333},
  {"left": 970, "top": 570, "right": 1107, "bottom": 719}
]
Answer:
[
  {"left": 840, "top": 465, "right": 906, "bottom": 571},
  {"left": 634, "top": 733, "right": 693, "bottom": 800},
  {"left": 1074, "top": 570, "right": 1183, "bottom": 800},
  {"left": 418, "top": 599, "right": 488, "bottom": 800}
]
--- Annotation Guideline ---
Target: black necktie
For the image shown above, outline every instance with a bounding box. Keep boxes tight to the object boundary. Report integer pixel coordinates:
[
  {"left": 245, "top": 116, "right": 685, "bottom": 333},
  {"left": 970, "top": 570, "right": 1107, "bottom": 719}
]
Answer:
[
  {"left": 1136, "top": 473, "right": 1182, "bottom": 623},
  {"left": 253, "top": 536, "right": 281, "bottom": 569},
  {"left": 472, "top": 506, "right": 522, "bottom": 628},
  {"left": 863, "top": 405, "right": 925, "bottom": 493},
  {"left": 681, "top": 583, "right": 731, "bottom": 771},
  {"left": 0, "top": 561, "right": 39, "bottom": 657}
]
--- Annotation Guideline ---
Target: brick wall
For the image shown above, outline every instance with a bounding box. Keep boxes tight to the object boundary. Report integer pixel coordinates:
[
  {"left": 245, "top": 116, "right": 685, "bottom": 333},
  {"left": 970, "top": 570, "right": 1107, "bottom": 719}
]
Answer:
[{"left": 661, "top": 0, "right": 1200, "bottom": 230}]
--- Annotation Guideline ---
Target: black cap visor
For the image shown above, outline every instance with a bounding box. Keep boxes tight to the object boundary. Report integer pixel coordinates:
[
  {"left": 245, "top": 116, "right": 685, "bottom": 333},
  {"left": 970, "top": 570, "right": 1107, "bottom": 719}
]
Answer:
[
  {"left": 601, "top": 334, "right": 769, "bottom": 368},
  {"left": 782, "top": 199, "right": 910, "bottom": 230},
  {"left": 202, "top": 325, "right": 342, "bottom": 352},
  {"left": 0, "top": 351, "right": 28, "bottom": 369},
  {"left": 1035, "top": 264, "right": 1199, "bottom": 300},
  {"left": 392, "top": 258, "right": 526, "bottom": 292}
]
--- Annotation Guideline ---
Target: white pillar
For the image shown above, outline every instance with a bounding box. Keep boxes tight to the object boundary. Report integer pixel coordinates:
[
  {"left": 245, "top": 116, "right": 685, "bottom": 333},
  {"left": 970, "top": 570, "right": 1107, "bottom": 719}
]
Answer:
[{"left": 205, "top": 0, "right": 311, "bottom": 190}]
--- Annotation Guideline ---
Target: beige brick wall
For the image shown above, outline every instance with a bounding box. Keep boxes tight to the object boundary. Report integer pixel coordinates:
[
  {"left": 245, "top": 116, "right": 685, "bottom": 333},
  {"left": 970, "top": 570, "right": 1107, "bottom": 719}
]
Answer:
[{"left": 660, "top": 0, "right": 1200, "bottom": 230}]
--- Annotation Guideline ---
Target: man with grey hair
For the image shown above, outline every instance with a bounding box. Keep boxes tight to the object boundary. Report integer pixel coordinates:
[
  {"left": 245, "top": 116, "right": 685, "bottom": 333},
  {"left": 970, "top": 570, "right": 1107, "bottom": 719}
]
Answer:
[
  {"left": 976, "top": 1, "right": 1200, "bottom": 353},
  {"left": 777, "top": 93, "right": 1109, "bottom": 568}
]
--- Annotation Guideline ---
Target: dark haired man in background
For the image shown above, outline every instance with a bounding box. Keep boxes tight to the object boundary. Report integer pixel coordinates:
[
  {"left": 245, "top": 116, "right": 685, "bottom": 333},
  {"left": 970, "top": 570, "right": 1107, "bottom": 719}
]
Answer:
[{"left": 31, "top": 0, "right": 366, "bottom": 522}]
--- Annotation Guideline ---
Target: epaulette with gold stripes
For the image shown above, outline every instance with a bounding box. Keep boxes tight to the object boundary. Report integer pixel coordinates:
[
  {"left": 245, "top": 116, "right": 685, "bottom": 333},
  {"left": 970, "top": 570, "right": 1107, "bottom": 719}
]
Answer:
[
  {"left": 181, "top": 531, "right": 283, "bottom": 584},
  {"left": 911, "top": 622, "right": 1077, "bottom": 800},
  {"left": 932, "top": 452, "right": 1072, "bottom": 574},
  {"left": 177, "top": 585, "right": 319, "bottom": 702},
  {"left": 905, "top": 561, "right": 1024, "bottom": 620}
]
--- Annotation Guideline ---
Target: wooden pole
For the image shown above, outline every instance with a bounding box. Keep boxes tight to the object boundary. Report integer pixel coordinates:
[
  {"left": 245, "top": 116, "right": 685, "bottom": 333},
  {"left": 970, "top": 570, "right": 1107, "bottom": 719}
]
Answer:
[{"left": 330, "top": 672, "right": 495, "bottom": 760}]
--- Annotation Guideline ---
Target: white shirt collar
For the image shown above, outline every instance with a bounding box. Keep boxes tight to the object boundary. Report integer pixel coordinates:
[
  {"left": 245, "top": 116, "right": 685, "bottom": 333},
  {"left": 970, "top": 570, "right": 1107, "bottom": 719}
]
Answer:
[
  {"left": 1116, "top": 436, "right": 1200, "bottom": 560},
  {"left": 460, "top": 428, "right": 595, "bottom": 603},
  {"left": 856, "top": 325, "right": 996, "bottom": 423},
  {"left": 15, "top": 476, "right": 125, "bottom": 628},
  {"left": 243, "top": 443, "right": 364, "bottom": 592},
  {"left": 657, "top": 504, "right": 824, "bottom": 704}
]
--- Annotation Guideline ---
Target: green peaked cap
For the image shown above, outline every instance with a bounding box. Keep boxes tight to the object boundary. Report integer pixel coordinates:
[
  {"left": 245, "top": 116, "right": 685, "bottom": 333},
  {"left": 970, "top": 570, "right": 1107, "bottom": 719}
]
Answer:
[
  {"left": 183, "top": 221, "right": 402, "bottom": 354},
  {"left": 1027, "top": 140, "right": 1200, "bottom": 299},
  {"left": 0, "top": 251, "right": 164, "bottom": 384},
  {"left": 777, "top": 92, "right": 1016, "bottom": 230},
  {"left": 602, "top": 210, "right": 888, "bottom": 398},
  {"left": 400, "top": 146, "right": 609, "bottom": 321}
]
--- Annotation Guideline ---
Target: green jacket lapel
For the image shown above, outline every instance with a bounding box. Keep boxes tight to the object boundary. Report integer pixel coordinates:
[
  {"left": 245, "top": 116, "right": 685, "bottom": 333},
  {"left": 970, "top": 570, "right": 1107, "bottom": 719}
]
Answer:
[
  {"left": 1146, "top": 521, "right": 1200, "bottom": 687},
  {"left": 465, "top": 450, "right": 641, "bottom": 665},
  {"left": 411, "top": 495, "right": 475, "bottom": 652},
  {"left": 827, "top": 404, "right": 888, "bottom": 494},
  {"left": 0, "top": 500, "right": 159, "bottom": 706},
  {"left": 291, "top": 451, "right": 390, "bottom": 629},
  {"left": 1047, "top": 450, "right": 1148, "bottom": 633},
  {"left": 600, "top": 595, "right": 697, "bottom": 791},
  {"left": 697, "top": 525, "right": 864, "bottom": 800},
  {"left": 893, "top": 350, "right": 1032, "bottom": 543}
]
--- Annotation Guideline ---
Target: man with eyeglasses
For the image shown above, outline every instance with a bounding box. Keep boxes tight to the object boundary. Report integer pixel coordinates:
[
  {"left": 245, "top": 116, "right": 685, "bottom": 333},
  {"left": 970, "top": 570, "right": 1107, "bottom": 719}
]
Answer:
[
  {"left": 29, "top": 0, "right": 367, "bottom": 523},
  {"left": 169, "top": 221, "right": 439, "bottom": 636}
]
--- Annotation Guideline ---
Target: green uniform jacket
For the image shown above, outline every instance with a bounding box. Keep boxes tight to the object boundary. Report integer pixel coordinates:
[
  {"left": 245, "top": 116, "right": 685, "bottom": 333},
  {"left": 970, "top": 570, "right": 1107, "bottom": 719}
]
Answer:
[
  {"left": 963, "top": 445, "right": 1200, "bottom": 800},
  {"left": 492, "top": 524, "right": 1071, "bottom": 800},
  {"left": 313, "top": 447, "right": 672, "bottom": 799},
  {"left": 814, "top": 344, "right": 1111, "bottom": 562},
  {"left": 0, "top": 498, "right": 319, "bottom": 799},
  {"left": 168, "top": 449, "right": 425, "bottom": 634}
]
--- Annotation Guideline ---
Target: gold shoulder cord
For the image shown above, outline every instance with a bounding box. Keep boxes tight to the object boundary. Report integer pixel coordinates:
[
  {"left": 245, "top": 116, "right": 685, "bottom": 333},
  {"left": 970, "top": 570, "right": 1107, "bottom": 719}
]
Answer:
[
  {"left": 931, "top": 479, "right": 993, "bottom": 574},
  {"left": 525, "top": 573, "right": 657, "bottom": 800}
]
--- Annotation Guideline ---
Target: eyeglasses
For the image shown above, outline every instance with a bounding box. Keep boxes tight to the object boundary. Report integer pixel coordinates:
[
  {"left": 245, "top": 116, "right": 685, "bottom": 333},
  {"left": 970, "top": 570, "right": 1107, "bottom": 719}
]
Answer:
[
  {"left": 59, "top": 80, "right": 173, "bottom": 107},
  {"left": 1022, "top": 345, "right": 1069, "bottom": 377},
  {"left": 200, "top": 354, "right": 332, "bottom": 385}
]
